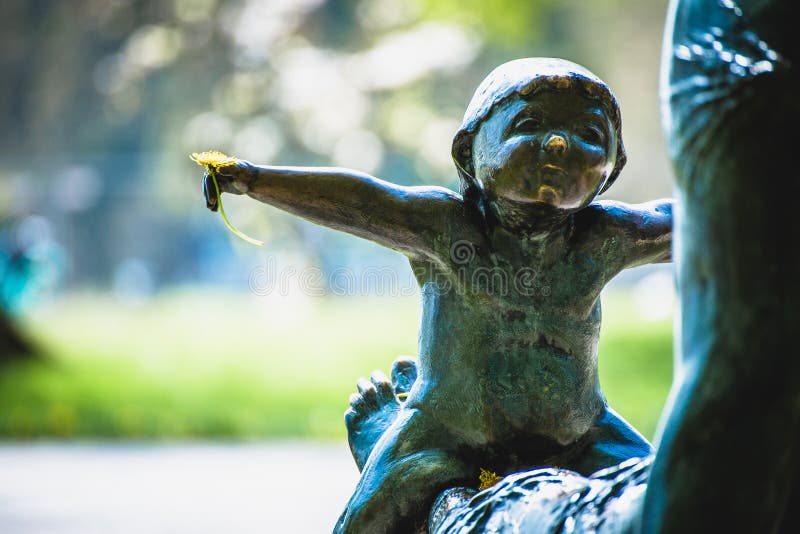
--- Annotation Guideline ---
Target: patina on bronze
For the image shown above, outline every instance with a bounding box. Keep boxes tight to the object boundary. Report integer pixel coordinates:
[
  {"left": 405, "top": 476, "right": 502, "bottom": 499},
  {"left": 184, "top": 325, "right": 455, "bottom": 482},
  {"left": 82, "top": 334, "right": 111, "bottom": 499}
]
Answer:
[
  {"left": 202, "top": 57, "right": 671, "bottom": 532},
  {"left": 420, "top": 0, "right": 799, "bottom": 531}
]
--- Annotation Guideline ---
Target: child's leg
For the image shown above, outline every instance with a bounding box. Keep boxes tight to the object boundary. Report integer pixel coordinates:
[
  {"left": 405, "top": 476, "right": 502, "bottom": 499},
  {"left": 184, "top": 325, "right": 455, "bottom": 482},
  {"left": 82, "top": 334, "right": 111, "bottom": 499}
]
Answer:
[
  {"left": 335, "top": 407, "right": 474, "bottom": 533},
  {"left": 562, "top": 406, "right": 653, "bottom": 476}
]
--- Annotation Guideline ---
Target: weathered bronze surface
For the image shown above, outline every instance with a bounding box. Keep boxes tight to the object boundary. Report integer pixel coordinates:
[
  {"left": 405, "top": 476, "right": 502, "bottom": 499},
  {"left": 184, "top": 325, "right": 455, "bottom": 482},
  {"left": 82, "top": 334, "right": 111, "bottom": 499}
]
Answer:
[
  {"left": 396, "top": 0, "right": 797, "bottom": 531},
  {"left": 203, "top": 56, "right": 672, "bottom": 532},
  {"left": 430, "top": 456, "right": 651, "bottom": 534}
]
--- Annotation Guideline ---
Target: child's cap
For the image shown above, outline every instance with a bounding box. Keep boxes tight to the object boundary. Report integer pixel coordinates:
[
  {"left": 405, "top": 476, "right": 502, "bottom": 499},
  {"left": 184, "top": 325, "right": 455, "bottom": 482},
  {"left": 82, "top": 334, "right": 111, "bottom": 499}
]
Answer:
[{"left": 452, "top": 58, "right": 626, "bottom": 195}]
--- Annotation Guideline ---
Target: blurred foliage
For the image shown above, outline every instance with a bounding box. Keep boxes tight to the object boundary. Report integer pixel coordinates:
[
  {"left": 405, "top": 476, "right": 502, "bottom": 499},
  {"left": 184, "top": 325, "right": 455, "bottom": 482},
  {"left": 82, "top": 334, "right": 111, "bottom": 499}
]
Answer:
[
  {"left": 0, "top": 0, "right": 670, "bottom": 292},
  {"left": 0, "top": 290, "right": 672, "bottom": 440},
  {"left": 0, "top": 0, "right": 674, "bottom": 442},
  {"left": 415, "top": 0, "right": 557, "bottom": 46}
]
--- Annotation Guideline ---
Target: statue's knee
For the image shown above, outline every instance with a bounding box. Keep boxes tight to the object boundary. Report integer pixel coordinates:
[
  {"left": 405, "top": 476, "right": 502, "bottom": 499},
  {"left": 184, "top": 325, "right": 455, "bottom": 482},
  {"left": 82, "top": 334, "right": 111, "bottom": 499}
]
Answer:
[
  {"left": 333, "top": 504, "right": 369, "bottom": 534},
  {"left": 391, "top": 449, "right": 471, "bottom": 483},
  {"left": 335, "top": 490, "right": 405, "bottom": 534},
  {"left": 340, "top": 449, "right": 472, "bottom": 533}
]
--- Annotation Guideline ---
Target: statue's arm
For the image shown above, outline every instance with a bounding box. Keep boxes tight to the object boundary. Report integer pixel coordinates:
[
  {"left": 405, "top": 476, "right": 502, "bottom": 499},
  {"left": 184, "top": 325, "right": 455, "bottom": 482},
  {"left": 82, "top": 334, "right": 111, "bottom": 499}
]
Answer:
[
  {"left": 207, "top": 162, "right": 462, "bottom": 258},
  {"left": 589, "top": 199, "right": 674, "bottom": 274}
]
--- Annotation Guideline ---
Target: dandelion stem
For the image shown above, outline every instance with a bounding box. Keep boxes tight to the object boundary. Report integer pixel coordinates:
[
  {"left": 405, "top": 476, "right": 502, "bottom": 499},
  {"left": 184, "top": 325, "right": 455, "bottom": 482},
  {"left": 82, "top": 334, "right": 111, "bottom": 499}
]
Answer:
[{"left": 207, "top": 166, "right": 264, "bottom": 247}]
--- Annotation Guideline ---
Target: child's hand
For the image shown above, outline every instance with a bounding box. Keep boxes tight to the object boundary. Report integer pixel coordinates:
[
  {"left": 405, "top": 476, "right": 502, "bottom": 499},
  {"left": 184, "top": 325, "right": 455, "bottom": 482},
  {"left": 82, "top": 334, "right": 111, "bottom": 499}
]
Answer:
[{"left": 203, "top": 160, "right": 255, "bottom": 212}]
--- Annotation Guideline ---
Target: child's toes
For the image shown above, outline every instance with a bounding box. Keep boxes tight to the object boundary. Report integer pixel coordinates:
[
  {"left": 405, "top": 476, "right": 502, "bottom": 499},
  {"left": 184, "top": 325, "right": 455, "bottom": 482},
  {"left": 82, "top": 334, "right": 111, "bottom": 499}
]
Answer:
[
  {"left": 344, "top": 407, "right": 358, "bottom": 427},
  {"left": 356, "top": 377, "right": 379, "bottom": 410},
  {"left": 370, "top": 371, "right": 395, "bottom": 404},
  {"left": 345, "top": 392, "right": 366, "bottom": 424},
  {"left": 391, "top": 356, "right": 418, "bottom": 397}
]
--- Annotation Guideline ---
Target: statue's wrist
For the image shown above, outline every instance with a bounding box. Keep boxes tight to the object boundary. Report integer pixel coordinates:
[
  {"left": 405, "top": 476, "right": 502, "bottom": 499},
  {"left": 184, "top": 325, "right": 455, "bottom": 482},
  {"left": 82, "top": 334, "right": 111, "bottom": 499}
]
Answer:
[
  {"left": 232, "top": 161, "right": 259, "bottom": 194},
  {"left": 246, "top": 162, "right": 261, "bottom": 191}
]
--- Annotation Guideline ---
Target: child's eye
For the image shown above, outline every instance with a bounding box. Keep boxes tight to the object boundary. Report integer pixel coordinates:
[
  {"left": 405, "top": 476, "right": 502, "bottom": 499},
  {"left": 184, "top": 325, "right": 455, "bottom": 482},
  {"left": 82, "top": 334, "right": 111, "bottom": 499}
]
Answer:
[
  {"left": 580, "top": 125, "right": 605, "bottom": 144},
  {"left": 514, "top": 116, "right": 542, "bottom": 132}
]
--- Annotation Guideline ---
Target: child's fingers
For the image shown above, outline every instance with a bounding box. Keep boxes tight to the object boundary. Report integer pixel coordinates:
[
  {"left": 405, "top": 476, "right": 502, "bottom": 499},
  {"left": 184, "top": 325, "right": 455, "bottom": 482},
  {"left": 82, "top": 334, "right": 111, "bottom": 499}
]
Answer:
[
  {"left": 391, "top": 357, "right": 418, "bottom": 395},
  {"left": 203, "top": 172, "right": 219, "bottom": 212},
  {"left": 215, "top": 162, "right": 239, "bottom": 177}
]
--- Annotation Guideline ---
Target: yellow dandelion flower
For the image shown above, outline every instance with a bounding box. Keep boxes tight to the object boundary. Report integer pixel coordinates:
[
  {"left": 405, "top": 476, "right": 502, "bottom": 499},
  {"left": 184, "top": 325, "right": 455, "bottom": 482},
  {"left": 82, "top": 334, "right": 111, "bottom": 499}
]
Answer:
[
  {"left": 190, "top": 150, "right": 263, "bottom": 246},
  {"left": 478, "top": 468, "right": 503, "bottom": 491},
  {"left": 190, "top": 150, "right": 239, "bottom": 170}
]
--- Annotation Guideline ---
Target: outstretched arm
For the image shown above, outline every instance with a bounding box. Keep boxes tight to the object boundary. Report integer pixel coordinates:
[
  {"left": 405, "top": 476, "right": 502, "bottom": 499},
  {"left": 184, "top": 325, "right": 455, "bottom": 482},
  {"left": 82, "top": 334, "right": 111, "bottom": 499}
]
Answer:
[
  {"left": 206, "top": 161, "right": 463, "bottom": 259},
  {"left": 585, "top": 199, "right": 673, "bottom": 278}
]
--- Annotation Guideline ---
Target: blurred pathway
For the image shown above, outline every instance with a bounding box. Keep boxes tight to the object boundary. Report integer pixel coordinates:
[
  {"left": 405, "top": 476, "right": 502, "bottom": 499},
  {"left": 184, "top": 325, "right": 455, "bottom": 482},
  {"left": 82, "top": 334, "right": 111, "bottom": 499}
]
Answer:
[{"left": 0, "top": 441, "right": 358, "bottom": 533}]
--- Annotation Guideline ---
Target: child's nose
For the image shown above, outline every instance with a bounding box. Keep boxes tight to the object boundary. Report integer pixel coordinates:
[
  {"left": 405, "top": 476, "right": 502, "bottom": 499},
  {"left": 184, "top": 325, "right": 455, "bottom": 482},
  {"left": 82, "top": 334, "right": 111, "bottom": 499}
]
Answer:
[{"left": 543, "top": 134, "right": 568, "bottom": 156}]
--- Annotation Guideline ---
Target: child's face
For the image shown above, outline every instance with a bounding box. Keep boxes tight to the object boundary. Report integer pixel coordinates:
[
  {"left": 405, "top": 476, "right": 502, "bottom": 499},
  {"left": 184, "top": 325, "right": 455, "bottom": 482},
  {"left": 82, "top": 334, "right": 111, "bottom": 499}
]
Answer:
[{"left": 471, "top": 89, "right": 617, "bottom": 211}]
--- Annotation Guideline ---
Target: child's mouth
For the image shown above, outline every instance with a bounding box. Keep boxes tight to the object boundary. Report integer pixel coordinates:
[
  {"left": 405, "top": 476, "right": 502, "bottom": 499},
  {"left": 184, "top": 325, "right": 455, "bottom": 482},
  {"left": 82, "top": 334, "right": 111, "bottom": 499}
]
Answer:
[
  {"left": 535, "top": 185, "right": 561, "bottom": 204},
  {"left": 540, "top": 164, "right": 564, "bottom": 174},
  {"left": 527, "top": 164, "right": 565, "bottom": 204},
  {"left": 537, "top": 164, "right": 566, "bottom": 184}
]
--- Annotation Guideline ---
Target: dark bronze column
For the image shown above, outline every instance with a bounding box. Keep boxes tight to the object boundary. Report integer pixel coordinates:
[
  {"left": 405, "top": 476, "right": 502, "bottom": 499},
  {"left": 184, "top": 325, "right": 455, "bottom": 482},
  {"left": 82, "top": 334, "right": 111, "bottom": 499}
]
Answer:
[{"left": 644, "top": 0, "right": 800, "bottom": 531}]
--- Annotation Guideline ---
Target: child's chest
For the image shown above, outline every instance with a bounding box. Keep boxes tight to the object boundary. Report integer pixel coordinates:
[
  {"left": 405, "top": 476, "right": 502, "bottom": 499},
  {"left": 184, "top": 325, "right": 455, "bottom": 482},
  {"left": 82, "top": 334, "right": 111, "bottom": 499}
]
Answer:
[{"left": 443, "top": 246, "right": 608, "bottom": 313}]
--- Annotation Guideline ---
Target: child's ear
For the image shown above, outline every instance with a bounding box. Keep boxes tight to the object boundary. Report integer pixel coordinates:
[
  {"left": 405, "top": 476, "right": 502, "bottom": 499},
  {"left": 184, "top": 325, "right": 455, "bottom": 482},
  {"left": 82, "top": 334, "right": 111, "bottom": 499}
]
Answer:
[
  {"left": 599, "top": 138, "right": 627, "bottom": 194},
  {"left": 451, "top": 130, "right": 474, "bottom": 178}
]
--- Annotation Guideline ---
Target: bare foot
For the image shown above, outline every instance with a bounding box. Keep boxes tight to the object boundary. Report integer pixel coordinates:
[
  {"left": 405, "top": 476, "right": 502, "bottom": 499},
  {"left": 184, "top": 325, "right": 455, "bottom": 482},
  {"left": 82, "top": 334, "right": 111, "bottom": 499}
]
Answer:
[{"left": 345, "top": 357, "right": 418, "bottom": 471}]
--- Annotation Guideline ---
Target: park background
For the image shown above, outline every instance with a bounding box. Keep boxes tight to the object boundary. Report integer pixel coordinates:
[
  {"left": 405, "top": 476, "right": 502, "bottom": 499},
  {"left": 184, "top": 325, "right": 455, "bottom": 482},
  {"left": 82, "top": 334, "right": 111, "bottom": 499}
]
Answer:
[{"left": 0, "top": 0, "right": 674, "bottom": 531}]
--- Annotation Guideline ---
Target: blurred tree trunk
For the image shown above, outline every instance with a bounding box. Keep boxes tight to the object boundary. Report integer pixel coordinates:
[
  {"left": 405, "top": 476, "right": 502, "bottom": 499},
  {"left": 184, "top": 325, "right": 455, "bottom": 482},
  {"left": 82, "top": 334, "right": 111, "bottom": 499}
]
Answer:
[{"left": 0, "top": 307, "right": 31, "bottom": 363}]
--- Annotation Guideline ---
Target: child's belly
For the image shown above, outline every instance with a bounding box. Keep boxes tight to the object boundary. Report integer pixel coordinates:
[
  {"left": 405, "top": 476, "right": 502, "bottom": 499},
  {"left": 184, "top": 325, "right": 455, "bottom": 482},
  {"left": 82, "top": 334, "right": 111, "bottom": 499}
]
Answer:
[
  {"left": 414, "top": 286, "right": 604, "bottom": 447},
  {"left": 483, "top": 341, "right": 601, "bottom": 443},
  {"left": 418, "top": 338, "right": 603, "bottom": 447}
]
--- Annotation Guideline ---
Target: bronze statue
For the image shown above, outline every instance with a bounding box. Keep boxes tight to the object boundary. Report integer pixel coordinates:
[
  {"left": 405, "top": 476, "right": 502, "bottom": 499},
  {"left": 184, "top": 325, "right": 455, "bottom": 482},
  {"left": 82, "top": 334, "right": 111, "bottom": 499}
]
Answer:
[
  {"left": 200, "top": 57, "right": 672, "bottom": 532},
  {"left": 395, "top": 0, "right": 799, "bottom": 531}
]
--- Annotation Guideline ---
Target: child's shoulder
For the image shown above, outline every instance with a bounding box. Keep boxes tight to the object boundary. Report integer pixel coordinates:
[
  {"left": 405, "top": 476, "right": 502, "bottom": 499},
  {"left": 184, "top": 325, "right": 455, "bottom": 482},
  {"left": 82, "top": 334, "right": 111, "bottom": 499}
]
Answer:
[
  {"left": 578, "top": 199, "right": 673, "bottom": 224},
  {"left": 574, "top": 199, "right": 673, "bottom": 239},
  {"left": 574, "top": 200, "right": 636, "bottom": 228}
]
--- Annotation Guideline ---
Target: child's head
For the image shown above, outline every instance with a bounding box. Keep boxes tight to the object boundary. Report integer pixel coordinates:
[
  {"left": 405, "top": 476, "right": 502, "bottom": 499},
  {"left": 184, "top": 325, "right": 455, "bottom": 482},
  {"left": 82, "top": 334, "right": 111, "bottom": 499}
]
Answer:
[{"left": 452, "top": 58, "right": 626, "bottom": 213}]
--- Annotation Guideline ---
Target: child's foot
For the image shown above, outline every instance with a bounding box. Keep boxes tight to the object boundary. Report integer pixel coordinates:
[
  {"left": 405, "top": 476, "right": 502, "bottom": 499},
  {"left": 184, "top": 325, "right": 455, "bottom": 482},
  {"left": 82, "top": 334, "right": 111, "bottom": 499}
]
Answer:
[{"left": 345, "top": 356, "right": 418, "bottom": 471}]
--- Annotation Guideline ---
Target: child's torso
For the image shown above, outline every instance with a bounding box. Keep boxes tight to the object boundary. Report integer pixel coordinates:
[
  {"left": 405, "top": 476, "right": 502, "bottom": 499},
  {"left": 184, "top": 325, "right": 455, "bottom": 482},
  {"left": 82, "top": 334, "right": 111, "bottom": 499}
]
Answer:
[{"left": 408, "top": 236, "right": 608, "bottom": 447}]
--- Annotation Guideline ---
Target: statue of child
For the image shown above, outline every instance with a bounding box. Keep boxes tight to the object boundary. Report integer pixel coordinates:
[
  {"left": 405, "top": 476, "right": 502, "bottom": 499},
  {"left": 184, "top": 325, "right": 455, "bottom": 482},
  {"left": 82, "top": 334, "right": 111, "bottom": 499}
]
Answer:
[{"left": 201, "top": 57, "right": 672, "bottom": 533}]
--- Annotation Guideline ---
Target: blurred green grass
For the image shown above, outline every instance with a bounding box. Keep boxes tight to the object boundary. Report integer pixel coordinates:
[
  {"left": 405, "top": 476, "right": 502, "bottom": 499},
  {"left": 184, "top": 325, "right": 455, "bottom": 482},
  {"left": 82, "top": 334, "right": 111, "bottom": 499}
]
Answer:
[{"left": 0, "top": 289, "right": 672, "bottom": 441}]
